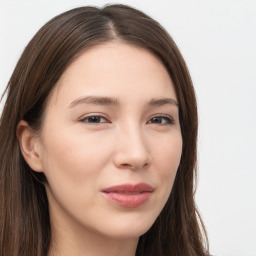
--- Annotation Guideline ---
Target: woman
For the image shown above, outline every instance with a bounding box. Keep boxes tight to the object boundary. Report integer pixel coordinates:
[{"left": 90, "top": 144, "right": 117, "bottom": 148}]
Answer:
[{"left": 0, "top": 4, "right": 209, "bottom": 256}]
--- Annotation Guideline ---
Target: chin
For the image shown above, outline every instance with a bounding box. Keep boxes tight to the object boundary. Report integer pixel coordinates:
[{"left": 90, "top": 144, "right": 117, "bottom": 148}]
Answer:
[{"left": 94, "top": 212, "right": 157, "bottom": 240}]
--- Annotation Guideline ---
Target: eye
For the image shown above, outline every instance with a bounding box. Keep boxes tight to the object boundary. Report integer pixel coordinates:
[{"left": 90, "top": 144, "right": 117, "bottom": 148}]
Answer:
[
  {"left": 147, "top": 115, "right": 174, "bottom": 125},
  {"left": 80, "top": 115, "right": 109, "bottom": 124}
]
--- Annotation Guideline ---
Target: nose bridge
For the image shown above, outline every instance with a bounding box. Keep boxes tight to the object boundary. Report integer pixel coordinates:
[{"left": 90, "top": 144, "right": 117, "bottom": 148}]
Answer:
[{"left": 114, "top": 121, "right": 151, "bottom": 169}]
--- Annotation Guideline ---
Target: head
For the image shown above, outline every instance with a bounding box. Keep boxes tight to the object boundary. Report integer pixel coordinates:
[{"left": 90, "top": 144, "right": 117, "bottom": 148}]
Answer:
[{"left": 0, "top": 4, "right": 208, "bottom": 256}]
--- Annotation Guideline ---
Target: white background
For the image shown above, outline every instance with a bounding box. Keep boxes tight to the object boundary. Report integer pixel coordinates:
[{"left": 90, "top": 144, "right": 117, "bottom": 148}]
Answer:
[{"left": 0, "top": 0, "right": 255, "bottom": 255}]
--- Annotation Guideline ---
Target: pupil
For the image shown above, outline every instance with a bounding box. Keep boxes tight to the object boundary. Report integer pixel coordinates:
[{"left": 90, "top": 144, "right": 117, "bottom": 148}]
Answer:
[
  {"left": 152, "top": 117, "right": 161, "bottom": 123},
  {"left": 89, "top": 116, "right": 100, "bottom": 123}
]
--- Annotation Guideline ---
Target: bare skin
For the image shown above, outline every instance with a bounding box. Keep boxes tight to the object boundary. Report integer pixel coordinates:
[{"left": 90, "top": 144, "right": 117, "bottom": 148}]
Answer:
[{"left": 18, "top": 42, "right": 182, "bottom": 256}]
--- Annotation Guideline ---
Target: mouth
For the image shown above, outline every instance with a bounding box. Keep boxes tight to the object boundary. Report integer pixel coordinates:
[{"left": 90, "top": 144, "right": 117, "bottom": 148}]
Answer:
[{"left": 102, "top": 183, "right": 154, "bottom": 208}]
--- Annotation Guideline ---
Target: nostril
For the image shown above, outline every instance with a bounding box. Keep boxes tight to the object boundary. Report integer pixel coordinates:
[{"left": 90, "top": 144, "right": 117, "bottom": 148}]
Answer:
[
  {"left": 119, "top": 161, "right": 150, "bottom": 170},
  {"left": 121, "top": 163, "right": 131, "bottom": 168},
  {"left": 120, "top": 163, "right": 136, "bottom": 169}
]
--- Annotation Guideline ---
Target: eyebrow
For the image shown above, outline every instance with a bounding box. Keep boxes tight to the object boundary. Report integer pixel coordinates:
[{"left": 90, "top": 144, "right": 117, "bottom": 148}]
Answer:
[
  {"left": 69, "top": 96, "right": 179, "bottom": 108},
  {"left": 149, "top": 98, "right": 179, "bottom": 107},
  {"left": 69, "top": 96, "right": 119, "bottom": 108}
]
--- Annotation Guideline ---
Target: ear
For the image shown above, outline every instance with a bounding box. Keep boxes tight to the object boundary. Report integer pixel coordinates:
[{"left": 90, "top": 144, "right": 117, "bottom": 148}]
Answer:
[{"left": 17, "top": 120, "right": 44, "bottom": 173}]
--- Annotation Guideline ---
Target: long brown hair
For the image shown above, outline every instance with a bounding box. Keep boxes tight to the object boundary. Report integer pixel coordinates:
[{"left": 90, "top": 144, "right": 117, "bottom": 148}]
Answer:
[{"left": 0, "top": 4, "right": 209, "bottom": 256}]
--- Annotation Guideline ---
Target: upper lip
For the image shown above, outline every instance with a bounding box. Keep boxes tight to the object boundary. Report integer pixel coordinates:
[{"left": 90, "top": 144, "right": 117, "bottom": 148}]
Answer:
[{"left": 102, "top": 183, "right": 154, "bottom": 193}]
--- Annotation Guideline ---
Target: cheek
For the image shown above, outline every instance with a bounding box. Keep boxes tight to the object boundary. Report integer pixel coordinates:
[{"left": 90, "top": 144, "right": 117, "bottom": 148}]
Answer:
[
  {"left": 41, "top": 127, "right": 112, "bottom": 179},
  {"left": 151, "top": 133, "right": 182, "bottom": 195},
  {"left": 154, "top": 132, "right": 182, "bottom": 172},
  {"left": 39, "top": 128, "right": 116, "bottom": 217},
  {"left": 40, "top": 128, "right": 114, "bottom": 216}
]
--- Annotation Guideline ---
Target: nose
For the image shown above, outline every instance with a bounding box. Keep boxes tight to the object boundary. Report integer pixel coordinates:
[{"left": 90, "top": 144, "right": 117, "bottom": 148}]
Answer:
[{"left": 113, "top": 125, "right": 152, "bottom": 170}]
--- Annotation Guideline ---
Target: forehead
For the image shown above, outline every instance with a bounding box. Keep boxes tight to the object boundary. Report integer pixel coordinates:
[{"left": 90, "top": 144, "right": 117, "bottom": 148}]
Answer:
[{"left": 49, "top": 41, "right": 177, "bottom": 107}]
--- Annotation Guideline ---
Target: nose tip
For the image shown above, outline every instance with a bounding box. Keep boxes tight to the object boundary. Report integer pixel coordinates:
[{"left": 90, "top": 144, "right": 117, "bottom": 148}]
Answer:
[
  {"left": 114, "top": 153, "right": 151, "bottom": 170},
  {"left": 113, "top": 131, "right": 151, "bottom": 170},
  {"left": 115, "top": 155, "right": 151, "bottom": 170}
]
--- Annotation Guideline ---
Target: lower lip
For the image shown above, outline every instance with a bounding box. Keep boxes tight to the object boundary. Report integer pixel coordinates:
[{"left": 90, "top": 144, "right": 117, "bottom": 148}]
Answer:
[{"left": 102, "top": 192, "right": 152, "bottom": 208}]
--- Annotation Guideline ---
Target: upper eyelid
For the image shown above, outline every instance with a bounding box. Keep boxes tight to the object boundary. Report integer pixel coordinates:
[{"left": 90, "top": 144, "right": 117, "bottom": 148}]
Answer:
[
  {"left": 78, "top": 113, "right": 109, "bottom": 120},
  {"left": 147, "top": 114, "right": 175, "bottom": 125},
  {"left": 77, "top": 113, "right": 175, "bottom": 123},
  {"left": 78, "top": 115, "right": 110, "bottom": 124},
  {"left": 150, "top": 114, "right": 173, "bottom": 117},
  {"left": 148, "top": 114, "right": 174, "bottom": 120}
]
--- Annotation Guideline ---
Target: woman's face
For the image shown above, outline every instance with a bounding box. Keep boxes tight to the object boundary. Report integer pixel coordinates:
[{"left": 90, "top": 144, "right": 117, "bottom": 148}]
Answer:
[{"left": 36, "top": 42, "right": 182, "bottom": 240}]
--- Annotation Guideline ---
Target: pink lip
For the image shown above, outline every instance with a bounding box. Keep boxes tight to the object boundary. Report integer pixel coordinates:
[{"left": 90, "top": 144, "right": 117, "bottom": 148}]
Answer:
[{"left": 102, "top": 183, "right": 154, "bottom": 208}]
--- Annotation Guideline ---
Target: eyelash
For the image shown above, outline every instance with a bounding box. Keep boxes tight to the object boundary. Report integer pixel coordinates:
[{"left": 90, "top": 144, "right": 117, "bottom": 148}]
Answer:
[
  {"left": 80, "top": 115, "right": 109, "bottom": 124},
  {"left": 147, "top": 115, "right": 174, "bottom": 125},
  {"left": 79, "top": 115, "right": 174, "bottom": 125}
]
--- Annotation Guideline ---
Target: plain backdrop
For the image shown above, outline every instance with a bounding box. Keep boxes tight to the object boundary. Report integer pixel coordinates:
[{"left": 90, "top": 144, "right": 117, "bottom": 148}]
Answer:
[{"left": 0, "top": 0, "right": 255, "bottom": 255}]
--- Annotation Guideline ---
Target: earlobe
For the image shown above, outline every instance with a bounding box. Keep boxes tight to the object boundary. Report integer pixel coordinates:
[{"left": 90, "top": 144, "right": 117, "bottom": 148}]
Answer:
[{"left": 16, "top": 120, "right": 44, "bottom": 173}]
